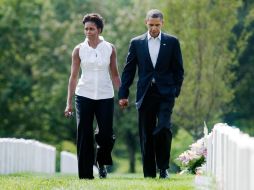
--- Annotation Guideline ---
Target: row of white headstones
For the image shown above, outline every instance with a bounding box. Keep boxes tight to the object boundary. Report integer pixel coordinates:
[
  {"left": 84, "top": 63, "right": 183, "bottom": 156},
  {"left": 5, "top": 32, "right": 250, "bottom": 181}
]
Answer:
[
  {"left": 0, "top": 138, "right": 84, "bottom": 175},
  {"left": 2, "top": 122, "right": 254, "bottom": 190},
  {"left": 205, "top": 123, "right": 254, "bottom": 190}
]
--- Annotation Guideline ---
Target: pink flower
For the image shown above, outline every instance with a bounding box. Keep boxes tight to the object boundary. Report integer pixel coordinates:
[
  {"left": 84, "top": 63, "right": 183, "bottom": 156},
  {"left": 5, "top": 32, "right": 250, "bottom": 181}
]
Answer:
[{"left": 177, "top": 137, "right": 207, "bottom": 173}]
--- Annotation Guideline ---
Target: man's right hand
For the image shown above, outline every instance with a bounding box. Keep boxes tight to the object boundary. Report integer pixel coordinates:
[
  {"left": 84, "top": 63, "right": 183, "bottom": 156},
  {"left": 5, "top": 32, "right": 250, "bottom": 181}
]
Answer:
[{"left": 119, "top": 99, "right": 129, "bottom": 109}]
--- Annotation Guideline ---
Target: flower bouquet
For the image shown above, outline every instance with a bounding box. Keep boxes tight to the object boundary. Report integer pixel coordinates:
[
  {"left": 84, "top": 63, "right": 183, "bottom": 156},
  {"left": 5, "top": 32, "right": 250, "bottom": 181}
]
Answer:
[{"left": 177, "top": 137, "right": 207, "bottom": 174}]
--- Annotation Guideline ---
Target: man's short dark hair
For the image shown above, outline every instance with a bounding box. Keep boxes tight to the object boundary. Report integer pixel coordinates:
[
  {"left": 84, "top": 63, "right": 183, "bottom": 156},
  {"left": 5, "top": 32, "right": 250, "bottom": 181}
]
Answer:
[
  {"left": 82, "top": 13, "right": 104, "bottom": 32},
  {"left": 146, "top": 9, "right": 163, "bottom": 20}
]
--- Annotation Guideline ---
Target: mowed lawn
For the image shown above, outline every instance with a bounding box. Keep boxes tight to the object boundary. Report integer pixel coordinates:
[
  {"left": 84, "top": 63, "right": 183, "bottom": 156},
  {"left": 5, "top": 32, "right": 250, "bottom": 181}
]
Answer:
[{"left": 0, "top": 173, "right": 195, "bottom": 190}]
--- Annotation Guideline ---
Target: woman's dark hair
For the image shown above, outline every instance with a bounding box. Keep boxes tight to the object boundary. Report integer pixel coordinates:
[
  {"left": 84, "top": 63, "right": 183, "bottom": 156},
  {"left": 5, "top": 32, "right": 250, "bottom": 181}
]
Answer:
[{"left": 82, "top": 13, "right": 104, "bottom": 33}]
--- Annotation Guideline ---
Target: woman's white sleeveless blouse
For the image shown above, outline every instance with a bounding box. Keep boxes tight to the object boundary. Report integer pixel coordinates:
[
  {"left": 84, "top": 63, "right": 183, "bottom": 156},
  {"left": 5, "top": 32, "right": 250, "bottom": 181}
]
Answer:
[{"left": 75, "top": 40, "right": 114, "bottom": 100}]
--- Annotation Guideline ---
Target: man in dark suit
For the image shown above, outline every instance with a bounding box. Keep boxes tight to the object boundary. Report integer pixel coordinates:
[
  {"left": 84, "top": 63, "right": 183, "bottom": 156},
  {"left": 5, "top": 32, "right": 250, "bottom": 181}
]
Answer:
[{"left": 118, "top": 9, "right": 184, "bottom": 179}]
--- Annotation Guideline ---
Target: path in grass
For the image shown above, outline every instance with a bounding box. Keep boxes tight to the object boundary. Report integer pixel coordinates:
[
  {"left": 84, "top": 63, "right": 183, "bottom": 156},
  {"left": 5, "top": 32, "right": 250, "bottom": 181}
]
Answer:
[{"left": 0, "top": 173, "right": 195, "bottom": 190}]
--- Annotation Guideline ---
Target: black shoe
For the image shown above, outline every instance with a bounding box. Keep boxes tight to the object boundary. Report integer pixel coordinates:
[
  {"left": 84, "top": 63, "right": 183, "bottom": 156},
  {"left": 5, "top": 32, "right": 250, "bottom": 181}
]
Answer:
[
  {"left": 98, "top": 166, "right": 107, "bottom": 179},
  {"left": 159, "top": 169, "right": 169, "bottom": 179}
]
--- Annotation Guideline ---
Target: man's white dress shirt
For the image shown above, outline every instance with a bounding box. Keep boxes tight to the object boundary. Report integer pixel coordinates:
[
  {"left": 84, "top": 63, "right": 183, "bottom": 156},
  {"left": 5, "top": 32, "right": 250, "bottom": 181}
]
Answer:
[{"left": 147, "top": 32, "right": 161, "bottom": 68}]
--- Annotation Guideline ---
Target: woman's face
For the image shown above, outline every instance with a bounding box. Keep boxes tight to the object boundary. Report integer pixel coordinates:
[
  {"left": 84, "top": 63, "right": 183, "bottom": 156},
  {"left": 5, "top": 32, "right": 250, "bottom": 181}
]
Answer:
[{"left": 84, "top": 21, "right": 101, "bottom": 39}]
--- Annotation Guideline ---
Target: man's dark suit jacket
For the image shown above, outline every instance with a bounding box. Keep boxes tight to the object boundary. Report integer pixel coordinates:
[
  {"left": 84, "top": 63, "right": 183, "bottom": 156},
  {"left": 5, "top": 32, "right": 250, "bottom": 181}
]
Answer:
[{"left": 119, "top": 32, "right": 184, "bottom": 109}]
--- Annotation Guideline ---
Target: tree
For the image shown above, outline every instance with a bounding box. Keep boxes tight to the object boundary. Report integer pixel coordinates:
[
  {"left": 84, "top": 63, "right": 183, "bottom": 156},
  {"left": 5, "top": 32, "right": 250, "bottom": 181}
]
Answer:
[
  {"left": 163, "top": 0, "right": 241, "bottom": 138},
  {"left": 0, "top": 0, "right": 44, "bottom": 138},
  {"left": 225, "top": 0, "right": 254, "bottom": 135}
]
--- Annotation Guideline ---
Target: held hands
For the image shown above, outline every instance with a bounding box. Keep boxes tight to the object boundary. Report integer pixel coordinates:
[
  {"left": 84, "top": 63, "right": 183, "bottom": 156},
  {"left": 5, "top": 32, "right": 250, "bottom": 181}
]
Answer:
[
  {"left": 119, "top": 99, "right": 129, "bottom": 109},
  {"left": 64, "top": 105, "right": 74, "bottom": 118}
]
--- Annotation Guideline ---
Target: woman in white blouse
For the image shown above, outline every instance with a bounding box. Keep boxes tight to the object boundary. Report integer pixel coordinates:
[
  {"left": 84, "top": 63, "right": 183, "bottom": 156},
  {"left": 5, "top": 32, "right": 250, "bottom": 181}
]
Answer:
[{"left": 64, "top": 13, "right": 121, "bottom": 179}]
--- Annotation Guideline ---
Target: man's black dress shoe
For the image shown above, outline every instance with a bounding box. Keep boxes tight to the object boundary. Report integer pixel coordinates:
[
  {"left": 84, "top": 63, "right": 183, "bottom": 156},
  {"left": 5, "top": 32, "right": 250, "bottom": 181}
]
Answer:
[
  {"left": 98, "top": 166, "right": 107, "bottom": 179},
  {"left": 159, "top": 169, "right": 169, "bottom": 179}
]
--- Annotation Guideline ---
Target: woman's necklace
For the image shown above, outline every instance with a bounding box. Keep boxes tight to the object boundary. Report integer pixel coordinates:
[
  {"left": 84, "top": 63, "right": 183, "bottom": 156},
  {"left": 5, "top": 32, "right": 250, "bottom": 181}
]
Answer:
[
  {"left": 87, "top": 37, "right": 102, "bottom": 58},
  {"left": 88, "top": 39, "right": 101, "bottom": 49}
]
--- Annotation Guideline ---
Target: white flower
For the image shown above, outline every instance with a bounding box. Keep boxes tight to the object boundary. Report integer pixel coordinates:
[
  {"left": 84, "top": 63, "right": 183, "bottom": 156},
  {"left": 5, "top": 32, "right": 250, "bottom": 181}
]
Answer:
[
  {"left": 177, "top": 150, "right": 200, "bottom": 165},
  {"left": 177, "top": 136, "right": 208, "bottom": 174},
  {"left": 190, "top": 137, "right": 207, "bottom": 157}
]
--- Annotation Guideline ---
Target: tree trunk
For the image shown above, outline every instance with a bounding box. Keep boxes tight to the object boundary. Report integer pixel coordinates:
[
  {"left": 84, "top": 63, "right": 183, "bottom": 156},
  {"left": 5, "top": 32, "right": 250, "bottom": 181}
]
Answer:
[
  {"left": 126, "top": 130, "right": 137, "bottom": 173},
  {"left": 129, "top": 146, "right": 136, "bottom": 173}
]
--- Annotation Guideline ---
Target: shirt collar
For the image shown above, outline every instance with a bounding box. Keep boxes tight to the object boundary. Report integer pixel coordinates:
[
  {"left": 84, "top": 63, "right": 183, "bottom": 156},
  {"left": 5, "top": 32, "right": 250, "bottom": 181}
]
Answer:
[
  {"left": 85, "top": 35, "right": 104, "bottom": 42},
  {"left": 147, "top": 31, "right": 161, "bottom": 40}
]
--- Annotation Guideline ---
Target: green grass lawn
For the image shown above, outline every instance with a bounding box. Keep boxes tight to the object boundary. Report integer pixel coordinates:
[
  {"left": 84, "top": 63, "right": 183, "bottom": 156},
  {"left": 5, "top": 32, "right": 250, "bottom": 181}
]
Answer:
[{"left": 0, "top": 173, "right": 195, "bottom": 190}]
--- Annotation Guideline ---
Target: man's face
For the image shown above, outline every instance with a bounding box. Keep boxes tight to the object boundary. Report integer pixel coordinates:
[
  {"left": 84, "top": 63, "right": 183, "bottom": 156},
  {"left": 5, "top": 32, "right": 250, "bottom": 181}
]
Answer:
[{"left": 145, "top": 17, "right": 163, "bottom": 38}]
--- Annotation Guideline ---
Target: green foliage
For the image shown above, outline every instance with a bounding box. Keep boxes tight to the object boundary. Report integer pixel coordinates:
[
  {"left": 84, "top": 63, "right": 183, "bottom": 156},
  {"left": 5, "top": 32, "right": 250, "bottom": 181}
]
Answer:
[
  {"left": 188, "top": 156, "right": 205, "bottom": 174},
  {"left": 0, "top": 0, "right": 45, "bottom": 137},
  {"left": 225, "top": 1, "right": 254, "bottom": 136},
  {"left": 60, "top": 140, "right": 76, "bottom": 154},
  {"left": 112, "top": 155, "right": 143, "bottom": 174},
  {"left": 179, "top": 155, "right": 205, "bottom": 175},
  {"left": 164, "top": 0, "right": 241, "bottom": 138}
]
